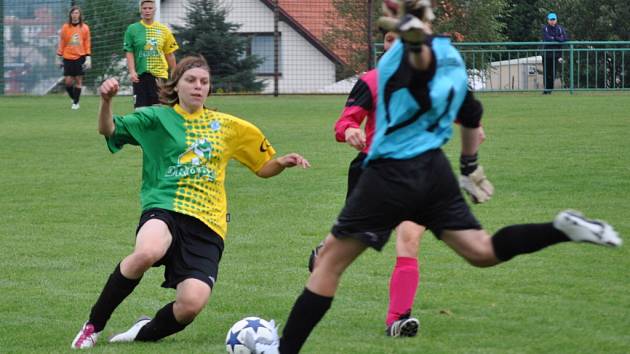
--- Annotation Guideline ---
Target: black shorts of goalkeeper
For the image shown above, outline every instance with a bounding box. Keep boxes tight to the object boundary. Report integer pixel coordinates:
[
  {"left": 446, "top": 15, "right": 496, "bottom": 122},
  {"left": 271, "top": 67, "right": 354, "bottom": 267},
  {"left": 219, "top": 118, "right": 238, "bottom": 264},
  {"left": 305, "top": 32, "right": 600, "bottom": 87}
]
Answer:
[
  {"left": 63, "top": 57, "right": 86, "bottom": 77},
  {"left": 331, "top": 149, "right": 481, "bottom": 250},
  {"left": 136, "top": 208, "right": 224, "bottom": 289}
]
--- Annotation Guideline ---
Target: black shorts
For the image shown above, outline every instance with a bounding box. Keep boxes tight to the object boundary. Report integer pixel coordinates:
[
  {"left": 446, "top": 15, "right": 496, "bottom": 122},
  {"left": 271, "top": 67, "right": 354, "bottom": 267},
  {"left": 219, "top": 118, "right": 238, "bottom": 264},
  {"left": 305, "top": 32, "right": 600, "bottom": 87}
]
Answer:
[
  {"left": 63, "top": 57, "right": 85, "bottom": 77},
  {"left": 137, "top": 208, "right": 225, "bottom": 289},
  {"left": 331, "top": 149, "right": 481, "bottom": 250},
  {"left": 133, "top": 73, "right": 162, "bottom": 108},
  {"left": 345, "top": 152, "right": 367, "bottom": 199}
]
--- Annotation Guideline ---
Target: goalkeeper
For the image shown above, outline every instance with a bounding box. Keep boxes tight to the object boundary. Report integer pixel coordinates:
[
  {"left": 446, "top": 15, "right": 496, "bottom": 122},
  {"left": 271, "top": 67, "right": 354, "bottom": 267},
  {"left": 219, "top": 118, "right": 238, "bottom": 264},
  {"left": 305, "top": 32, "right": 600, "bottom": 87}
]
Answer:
[
  {"left": 246, "top": 1, "right": 621, "bottom": 353},
  {"left": 57, "top": 6, "right": 91, "bottom": 110},
  {"left": 307, "top": 29, "right": 488, "bottom": 338}
]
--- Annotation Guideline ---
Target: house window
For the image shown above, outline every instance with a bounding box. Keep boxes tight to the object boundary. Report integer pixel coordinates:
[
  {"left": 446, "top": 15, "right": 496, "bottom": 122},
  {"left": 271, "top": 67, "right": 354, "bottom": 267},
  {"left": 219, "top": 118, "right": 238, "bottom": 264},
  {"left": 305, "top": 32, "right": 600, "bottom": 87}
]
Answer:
[{"left": 245, "top": 33, "right": 282, "bottom": 76}]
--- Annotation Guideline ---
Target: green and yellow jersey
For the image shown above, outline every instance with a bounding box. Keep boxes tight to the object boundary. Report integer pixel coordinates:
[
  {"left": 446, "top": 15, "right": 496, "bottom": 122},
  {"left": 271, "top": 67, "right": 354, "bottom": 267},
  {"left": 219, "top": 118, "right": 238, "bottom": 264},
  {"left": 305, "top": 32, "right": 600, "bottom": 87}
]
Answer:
[
  {"left": 106, "top": 105, "right": 276, "bottom": 239},
  {"left": 123, "top": 20, "right": 178, "bottom": 79}
]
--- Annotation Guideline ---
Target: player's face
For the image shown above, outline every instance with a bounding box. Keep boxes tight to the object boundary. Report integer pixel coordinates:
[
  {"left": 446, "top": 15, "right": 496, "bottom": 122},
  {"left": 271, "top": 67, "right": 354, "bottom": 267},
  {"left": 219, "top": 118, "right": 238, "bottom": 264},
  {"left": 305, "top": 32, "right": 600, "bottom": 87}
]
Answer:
[
  {"left": 140, "top": 2, "right": 155, "bottom": 21},
  {"left": 383, "top": 32, "right": 398, "bottom": 52},
  {"left": 176, "top": 68, "right": 210, "bottom": 112},
  {"left": 70, "top": 10, "right": 80, "bottom": 24},
  {"left": 548, "top": 18, "right": 557, "bottom": 26}
]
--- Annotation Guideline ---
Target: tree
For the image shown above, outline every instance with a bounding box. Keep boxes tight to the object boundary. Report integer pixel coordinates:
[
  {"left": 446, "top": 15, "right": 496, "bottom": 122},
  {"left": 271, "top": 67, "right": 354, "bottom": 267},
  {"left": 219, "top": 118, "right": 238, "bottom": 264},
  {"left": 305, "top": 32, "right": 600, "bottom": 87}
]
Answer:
[
  {"left": 323, "top": 0, "right": 375, "bottom": 77},
  {"left": 323, "top": 0, "right": 509, "bottom": 78},
  {"left": 501, "top": 0, "right": 543, "bottom": 42},
  {"left": 433, "top": 0, "right": 508, "bottom": 42},
  {"left": 171, "top": 0, "right": 264, "bottom": 93}
]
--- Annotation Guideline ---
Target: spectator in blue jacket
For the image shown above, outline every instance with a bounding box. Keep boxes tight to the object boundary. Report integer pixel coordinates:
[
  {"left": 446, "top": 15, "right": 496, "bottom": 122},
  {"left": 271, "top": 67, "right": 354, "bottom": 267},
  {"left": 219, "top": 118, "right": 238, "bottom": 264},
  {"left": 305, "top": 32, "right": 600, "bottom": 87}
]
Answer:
[{"left": 542, "top": 12, "right": 568, "bottom": 94}]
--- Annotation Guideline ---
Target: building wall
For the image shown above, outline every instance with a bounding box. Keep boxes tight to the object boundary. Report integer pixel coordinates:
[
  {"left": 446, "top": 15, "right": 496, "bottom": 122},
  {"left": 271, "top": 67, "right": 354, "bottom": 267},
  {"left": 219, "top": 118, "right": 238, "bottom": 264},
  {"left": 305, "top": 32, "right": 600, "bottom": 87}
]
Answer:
[{"left": 161, "top": 0, "right": 337, "bottom": 93}]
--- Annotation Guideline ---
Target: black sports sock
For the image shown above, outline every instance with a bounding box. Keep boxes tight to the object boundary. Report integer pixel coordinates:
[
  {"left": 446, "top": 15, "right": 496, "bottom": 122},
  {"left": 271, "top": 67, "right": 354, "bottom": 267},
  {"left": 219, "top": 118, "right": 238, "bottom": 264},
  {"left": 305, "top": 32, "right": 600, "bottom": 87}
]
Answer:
[
  {"left": 65, "top": 85, "right": 75, "bottom": 101},
  {"left": 279, "top": 288, "right": 333, "bottom": 354},
  {"left": 491, "top": 223, "right": 570, "bottom": 262},
  {"left": 135, "top": 302, "right": 188, "bottom": 341},
  {"left": 74, "top": 86, "right": 82, "bottom": 103},
  {"left": 88, "top": 263, "right": 141, "bottom": 332}
]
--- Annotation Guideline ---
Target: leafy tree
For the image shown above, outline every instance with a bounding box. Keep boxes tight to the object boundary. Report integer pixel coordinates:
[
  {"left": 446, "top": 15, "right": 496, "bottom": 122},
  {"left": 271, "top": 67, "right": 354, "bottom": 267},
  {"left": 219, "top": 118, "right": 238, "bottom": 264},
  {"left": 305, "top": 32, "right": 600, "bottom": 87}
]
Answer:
[
  {"left": 501, "top": 0, "right": 543, "bottom": 42},
  {"left": 433, "top": 0, "right": 508, "bottom": 42},
  {"left": 171, "top": 0, "right": 264, "bottom": 93},
  {"left": 323, "top": 0, "right": 509, "bottom": 77},
  {"left": 323, "top": 0, "right": 376, "bottom": 76}
]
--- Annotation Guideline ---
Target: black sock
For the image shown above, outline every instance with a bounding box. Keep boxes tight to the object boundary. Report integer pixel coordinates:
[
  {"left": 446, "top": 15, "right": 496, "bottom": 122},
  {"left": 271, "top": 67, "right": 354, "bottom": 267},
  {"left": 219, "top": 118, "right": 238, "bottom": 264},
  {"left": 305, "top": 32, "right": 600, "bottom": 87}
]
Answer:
[
  {"left": 491, "top": 223, "right": 570, "bottom": 262},
  {"left": 88, "top": 263, "right": 141, "bottom": 332},
  {"left": 280, "top": 288, "right": 333, "bottom": 354},
  {"left": 136, "top": 302, "right": 188, "bottom": 342},
  {"left": 65, "top": 85, "right": 75, "bottom": 101},
  {"left": 74, "top": 86, "right": 82, "bottom": 103}
]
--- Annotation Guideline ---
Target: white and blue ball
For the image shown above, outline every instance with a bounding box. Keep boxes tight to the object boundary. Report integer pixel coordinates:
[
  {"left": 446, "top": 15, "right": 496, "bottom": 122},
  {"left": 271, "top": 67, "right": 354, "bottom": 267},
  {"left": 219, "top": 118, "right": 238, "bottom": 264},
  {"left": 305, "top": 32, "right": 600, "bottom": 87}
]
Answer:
[{"left": 225, "top": 316, "right": 275, "bottom": 354}]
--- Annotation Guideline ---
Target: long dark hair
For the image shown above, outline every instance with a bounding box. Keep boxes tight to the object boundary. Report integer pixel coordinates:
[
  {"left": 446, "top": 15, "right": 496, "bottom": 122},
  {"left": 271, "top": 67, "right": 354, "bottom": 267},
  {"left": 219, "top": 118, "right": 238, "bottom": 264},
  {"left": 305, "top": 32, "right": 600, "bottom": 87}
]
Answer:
[
  {"left": 159, "top": 55, "right": 212, "bottom": 107},
  {"left": 67, "top": 6, "right": 83, "bottom": 26}
]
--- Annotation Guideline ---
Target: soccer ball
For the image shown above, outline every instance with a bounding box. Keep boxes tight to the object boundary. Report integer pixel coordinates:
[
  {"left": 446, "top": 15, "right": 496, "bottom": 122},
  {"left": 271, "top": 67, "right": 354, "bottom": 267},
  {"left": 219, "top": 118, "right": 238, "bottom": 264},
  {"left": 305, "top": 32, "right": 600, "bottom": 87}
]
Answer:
[{"left": 225, "top": 316, "right": 276, "bottom": 354}]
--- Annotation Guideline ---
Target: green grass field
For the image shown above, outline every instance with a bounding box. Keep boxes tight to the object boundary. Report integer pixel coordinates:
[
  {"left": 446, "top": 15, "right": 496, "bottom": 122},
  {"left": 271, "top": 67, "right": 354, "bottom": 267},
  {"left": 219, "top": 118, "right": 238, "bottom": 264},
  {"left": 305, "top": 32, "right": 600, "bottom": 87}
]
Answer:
[{"left": 1, "top": 93, "right": 629, "bottom": 353}]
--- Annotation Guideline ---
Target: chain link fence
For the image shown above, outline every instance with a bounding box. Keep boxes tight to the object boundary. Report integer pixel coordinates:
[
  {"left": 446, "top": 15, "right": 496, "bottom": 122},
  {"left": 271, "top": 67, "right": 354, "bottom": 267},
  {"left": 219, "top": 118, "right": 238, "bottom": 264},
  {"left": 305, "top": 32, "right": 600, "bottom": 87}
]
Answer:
[{"left": 1, "top": 0, "right": 377, "bottom": 95}]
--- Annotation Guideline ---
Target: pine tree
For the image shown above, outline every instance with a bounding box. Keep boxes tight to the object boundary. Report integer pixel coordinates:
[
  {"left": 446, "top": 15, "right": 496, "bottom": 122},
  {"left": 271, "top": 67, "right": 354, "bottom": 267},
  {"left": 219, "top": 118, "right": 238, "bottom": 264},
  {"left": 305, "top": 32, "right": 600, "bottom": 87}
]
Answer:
[{"left": 172, "top": 0, "right": 264, "bottom": 93}]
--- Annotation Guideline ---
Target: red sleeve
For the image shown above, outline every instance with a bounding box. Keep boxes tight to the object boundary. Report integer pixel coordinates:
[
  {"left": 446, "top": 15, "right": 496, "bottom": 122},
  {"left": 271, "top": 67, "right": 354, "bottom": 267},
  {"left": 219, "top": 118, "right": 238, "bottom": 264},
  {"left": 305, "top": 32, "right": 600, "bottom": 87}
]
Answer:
[{"left": 334, "top": 77, "right": 372, "bottom": 142}]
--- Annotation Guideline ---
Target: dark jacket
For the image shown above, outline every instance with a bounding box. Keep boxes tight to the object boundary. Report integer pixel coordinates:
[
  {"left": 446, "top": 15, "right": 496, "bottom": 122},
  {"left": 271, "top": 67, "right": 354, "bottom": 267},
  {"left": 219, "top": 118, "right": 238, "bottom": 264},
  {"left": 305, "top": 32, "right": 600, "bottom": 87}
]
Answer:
[{"left": 542, "top": 24, "right": 568, "bottom": 49}]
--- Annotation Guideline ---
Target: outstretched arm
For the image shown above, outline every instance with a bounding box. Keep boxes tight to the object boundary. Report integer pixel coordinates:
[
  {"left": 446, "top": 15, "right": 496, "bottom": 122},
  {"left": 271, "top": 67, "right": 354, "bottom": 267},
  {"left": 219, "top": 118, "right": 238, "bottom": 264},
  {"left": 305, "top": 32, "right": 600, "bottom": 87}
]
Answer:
[
  {"left": 256, "top": 153, "right": 311, "bottom": 178},
  {"left": 98, "top": 78, "right": 119, "bottom": 137}
]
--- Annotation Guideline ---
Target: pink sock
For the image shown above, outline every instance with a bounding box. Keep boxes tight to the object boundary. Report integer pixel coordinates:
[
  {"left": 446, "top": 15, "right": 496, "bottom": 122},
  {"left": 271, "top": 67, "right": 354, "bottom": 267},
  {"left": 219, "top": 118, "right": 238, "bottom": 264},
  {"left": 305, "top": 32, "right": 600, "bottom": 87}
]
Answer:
[{"left": 386, "top": 257, "right": 419, "bottom": 326}]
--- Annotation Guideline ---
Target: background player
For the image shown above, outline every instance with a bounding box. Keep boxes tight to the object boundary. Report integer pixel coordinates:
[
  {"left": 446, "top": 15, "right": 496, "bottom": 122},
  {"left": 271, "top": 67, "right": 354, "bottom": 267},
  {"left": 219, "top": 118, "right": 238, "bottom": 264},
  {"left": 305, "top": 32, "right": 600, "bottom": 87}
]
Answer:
[
  {"left": 57, "top": 6, "right": 91, "bottom": 110},
  {"left": 124, "top": 0, "right": 178, "bottom": 109},
  {"left": 70, "top": 55, "right": 310, "bottom": 349}
]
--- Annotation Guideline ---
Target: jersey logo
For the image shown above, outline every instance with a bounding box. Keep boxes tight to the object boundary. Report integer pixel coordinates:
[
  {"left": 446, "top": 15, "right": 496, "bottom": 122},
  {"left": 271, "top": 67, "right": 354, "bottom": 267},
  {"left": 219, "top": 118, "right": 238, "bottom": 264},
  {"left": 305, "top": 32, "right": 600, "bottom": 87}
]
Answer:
[
  {"left": 70, "top": 33, "right": 80, "bottom": 45},
  {"left": 144, "top": 38, "right": 157, "bottom": 51},
  {"left": 179, "top": 138, "right": 212, "bottom": 165},
  {"left": 165, "top": 139, "right": 216, "bottom": 181},
  {"left": 209, "top": 120, "right": 221, "bottom": 131},
  {"left": 259, "top": 138, "right": 271, "bottom": 152}
]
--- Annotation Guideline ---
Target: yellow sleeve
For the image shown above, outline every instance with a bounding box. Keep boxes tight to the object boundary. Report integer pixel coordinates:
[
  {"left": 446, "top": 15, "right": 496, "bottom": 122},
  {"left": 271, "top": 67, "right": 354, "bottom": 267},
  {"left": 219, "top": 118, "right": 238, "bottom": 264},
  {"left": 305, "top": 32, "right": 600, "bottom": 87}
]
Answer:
[
  {"left": 233, "top": 119, "right": 276, "bottom": 173},
  {"left": 162, "top": 27, "right": 179, "bottom": 55}
]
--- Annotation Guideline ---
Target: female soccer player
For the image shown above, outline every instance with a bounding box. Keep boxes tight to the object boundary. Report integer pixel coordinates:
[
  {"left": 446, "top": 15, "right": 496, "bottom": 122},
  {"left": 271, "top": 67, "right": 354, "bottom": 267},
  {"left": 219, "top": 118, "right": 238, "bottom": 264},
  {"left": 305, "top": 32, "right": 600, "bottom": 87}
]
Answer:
[
  {"left": 57, "top": 6, "right": 91, "bottom": 110},
  {"left": 71, "top": 55, "right": 310, "bottom": 349}
]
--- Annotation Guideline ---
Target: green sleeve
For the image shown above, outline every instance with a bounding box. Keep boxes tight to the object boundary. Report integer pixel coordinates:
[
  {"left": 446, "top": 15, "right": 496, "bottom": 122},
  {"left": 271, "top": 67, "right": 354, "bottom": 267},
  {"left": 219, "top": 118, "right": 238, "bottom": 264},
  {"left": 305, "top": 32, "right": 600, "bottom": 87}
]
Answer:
[
  {"left": 105, "top": 109, "right": 157, "bottom": 153},
  {"left": 123, "top": 26, "right": 134, "bottom": 53}
]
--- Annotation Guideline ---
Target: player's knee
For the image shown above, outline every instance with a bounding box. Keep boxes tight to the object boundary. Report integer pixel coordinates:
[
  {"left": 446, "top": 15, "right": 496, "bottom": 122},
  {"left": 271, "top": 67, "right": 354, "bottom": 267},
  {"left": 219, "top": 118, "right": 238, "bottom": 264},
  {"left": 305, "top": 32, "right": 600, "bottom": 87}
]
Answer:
[
  {"left": 175, "top": 293, "right": 209, "bottom": 323},
  {"left": 175, "top": 301, "right": 204, "bottom": 323},
  {"left": 129, "top": 249, "right": 162, "bottom": 269}
]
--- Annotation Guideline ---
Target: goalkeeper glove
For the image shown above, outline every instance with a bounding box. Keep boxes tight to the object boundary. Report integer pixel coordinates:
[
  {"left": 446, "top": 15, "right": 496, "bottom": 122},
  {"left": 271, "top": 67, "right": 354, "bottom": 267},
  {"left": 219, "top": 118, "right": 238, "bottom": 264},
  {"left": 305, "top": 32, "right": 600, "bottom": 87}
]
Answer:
[
  {"left": 459, "top": 166, "right": 494, "bottom": 204},
  {"left": 83, "top": 56, "right": 92, "bottom": 70},
  {"left": 377, "top": 0, "right": 434, "bottom": 52}
]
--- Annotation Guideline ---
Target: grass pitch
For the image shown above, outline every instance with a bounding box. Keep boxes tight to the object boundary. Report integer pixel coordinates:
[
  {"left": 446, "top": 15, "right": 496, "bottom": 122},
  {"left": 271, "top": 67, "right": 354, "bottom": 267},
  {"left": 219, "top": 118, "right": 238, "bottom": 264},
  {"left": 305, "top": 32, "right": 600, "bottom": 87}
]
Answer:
[{"left": 1, "top": 93, "right": 629, "bottom": 353}]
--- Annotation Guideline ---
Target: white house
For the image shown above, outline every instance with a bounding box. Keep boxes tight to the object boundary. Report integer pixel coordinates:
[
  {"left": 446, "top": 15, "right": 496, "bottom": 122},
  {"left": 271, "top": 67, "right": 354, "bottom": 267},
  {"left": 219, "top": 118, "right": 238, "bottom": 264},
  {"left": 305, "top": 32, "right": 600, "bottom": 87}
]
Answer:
[{"left": 161, "top": 0, "right": 344, "bottom": 93}]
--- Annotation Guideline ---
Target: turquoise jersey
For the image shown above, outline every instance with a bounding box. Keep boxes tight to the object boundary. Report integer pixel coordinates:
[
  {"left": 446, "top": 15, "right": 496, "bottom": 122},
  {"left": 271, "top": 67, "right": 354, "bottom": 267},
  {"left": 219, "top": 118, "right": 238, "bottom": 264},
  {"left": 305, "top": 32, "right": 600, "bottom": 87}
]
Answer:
[{"left": 367, "top": 37, "right": 468, "bottom": 164}]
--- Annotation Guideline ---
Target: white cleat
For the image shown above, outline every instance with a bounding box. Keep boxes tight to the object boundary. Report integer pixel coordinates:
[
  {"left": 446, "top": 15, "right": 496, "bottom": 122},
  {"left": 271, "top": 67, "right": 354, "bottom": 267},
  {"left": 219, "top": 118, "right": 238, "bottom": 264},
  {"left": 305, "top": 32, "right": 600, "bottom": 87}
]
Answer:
[
  {"left": 71, "top": 103, "right": 80, "bottom": 110},
  {"left": 71, "top": 322, "right": 101, "bottom": 349},
  {"left": 553, "top": 210, "right": 622, "bottom": 247},
  {"left": 108, "top": 316, "right": 151, "bottom": 343}
]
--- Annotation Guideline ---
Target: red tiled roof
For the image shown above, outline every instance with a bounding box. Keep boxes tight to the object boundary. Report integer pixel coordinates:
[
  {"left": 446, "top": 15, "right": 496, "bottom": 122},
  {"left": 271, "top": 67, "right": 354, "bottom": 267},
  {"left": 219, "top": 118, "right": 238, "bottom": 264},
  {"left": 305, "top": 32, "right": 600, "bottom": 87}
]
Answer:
[{"left": 259, "top": 0, "right": 356, "bottom": 66}]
